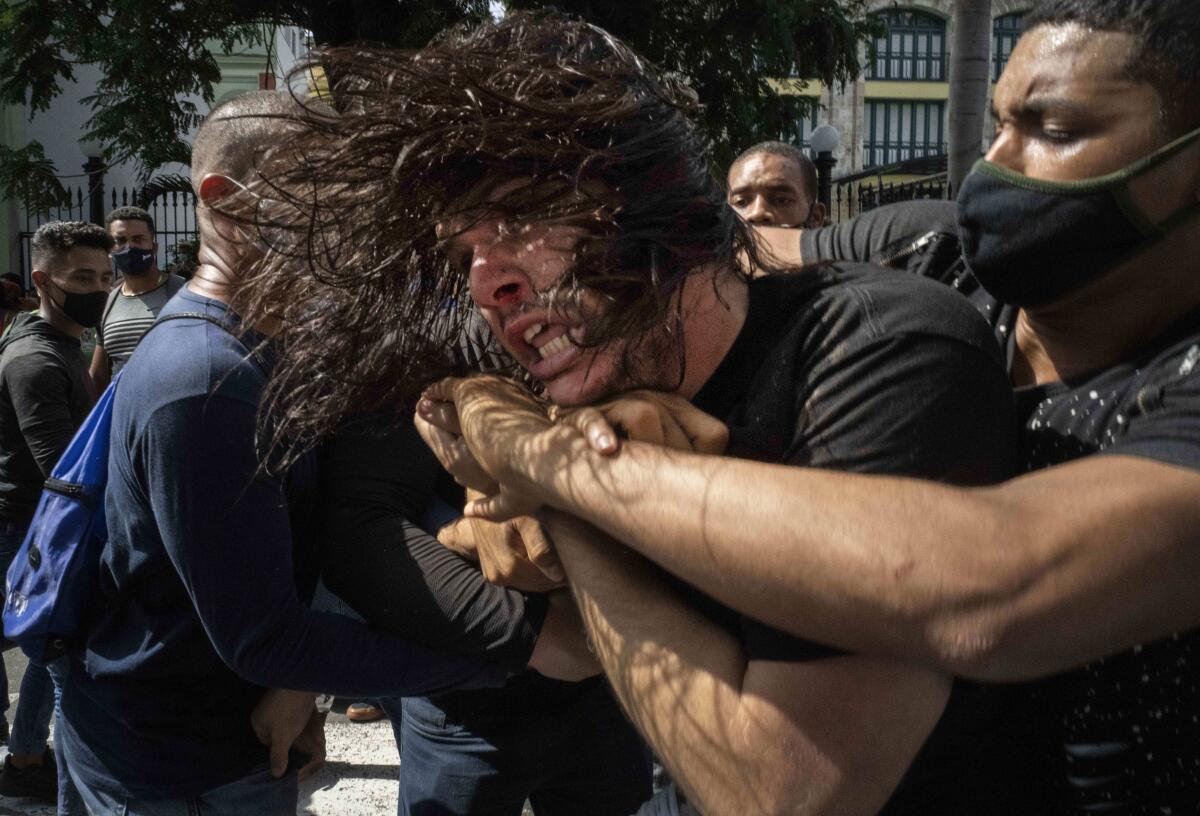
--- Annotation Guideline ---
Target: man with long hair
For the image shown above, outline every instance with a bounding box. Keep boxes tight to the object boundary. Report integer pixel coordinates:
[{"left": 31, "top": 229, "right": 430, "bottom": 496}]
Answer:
[
  {"left": 249, "top": 13, "right": 1035, "bottom": 813},
  {"left": 426, "top": 1, "right": 1200, "bottom": 812}
]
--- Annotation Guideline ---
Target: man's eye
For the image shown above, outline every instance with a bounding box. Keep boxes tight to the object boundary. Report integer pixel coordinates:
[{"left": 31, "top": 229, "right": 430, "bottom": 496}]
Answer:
[
  {"left": 729, "top": 197, "right": 747, "bottom": 207},
  {"left": 1042, "top": 126, "right": 1076, "bottom": 143},
  {"left": 772, "top": 196, "right": 795, "bottom": 206}
]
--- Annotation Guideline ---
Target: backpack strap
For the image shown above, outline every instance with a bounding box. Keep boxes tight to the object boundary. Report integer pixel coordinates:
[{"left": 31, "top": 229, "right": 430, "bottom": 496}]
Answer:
[
  {"left": 142, "top": 311, "right": 267, "bottom": 376},
  {"left": 151, "top": 311, "right": 238, "bottom": 335},
  {"left": 96, "top": 286, "right": 122, "bottom": 347}
]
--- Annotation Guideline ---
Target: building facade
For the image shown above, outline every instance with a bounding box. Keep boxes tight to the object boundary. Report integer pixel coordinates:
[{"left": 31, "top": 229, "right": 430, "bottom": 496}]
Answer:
[
  {"left": 1, "top": 27, "right": 309, "bottom": 281},
  {"left": 782, "top": 0, "right": 1035, "bottom": 175}
]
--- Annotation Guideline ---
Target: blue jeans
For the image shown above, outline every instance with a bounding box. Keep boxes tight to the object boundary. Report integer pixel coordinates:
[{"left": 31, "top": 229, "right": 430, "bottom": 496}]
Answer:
[
  {"left": 393, "top": 675, "right": 652, "bottom": 816},
  {"left": 0, "top": 520, "right": 56, "bottom": 756},
  {"left": 45, "top": 657, "right": 85, "bottom": 815},
  {"left": 65, "top": 762, "right": 297, "bottom": 816}
]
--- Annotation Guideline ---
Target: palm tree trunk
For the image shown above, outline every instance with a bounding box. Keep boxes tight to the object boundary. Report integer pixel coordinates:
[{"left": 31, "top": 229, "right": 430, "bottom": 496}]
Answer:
[{"left": 947, "top": 0, "right": 992, "bottom": 194}]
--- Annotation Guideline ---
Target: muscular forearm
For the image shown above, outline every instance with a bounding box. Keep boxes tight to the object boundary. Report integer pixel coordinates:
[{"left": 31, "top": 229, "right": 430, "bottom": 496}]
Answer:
[
  {"left": 517, "top": 433, "right": 1200, "bottom": 680},
  {"left": 543, "top": 511, "right": 838, "bottom": 815}
]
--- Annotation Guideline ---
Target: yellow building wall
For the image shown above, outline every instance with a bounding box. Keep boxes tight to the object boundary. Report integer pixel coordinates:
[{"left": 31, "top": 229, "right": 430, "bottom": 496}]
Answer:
[{"left": 863, "top": 80, "right": 948, "bottom": 100}]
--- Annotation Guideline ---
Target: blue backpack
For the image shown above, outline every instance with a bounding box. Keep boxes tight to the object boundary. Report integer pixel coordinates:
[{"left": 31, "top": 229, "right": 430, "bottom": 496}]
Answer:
[{"left": 3, "top": 312, "right": 234, "bottom": 664}]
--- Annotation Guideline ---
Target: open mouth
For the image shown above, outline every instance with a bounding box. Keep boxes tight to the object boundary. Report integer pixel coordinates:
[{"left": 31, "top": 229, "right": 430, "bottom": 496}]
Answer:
[{"left": 522, "top": 322, "right": 576, "bottom": 359}]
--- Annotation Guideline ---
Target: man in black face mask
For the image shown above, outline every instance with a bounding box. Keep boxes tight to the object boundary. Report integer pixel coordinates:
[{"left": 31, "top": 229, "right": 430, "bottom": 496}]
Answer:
[
  {"left": 0, "top": 220, "right": 111, "bottom": 803},
  {"left": 89, "top": 207, "right": 186, "bottom": 392}
]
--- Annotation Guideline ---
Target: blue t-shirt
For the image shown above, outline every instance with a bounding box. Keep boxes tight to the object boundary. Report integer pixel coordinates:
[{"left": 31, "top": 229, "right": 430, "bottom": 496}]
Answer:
[{"left": 60, "top": 287, "right": 498, "bottom": 799}]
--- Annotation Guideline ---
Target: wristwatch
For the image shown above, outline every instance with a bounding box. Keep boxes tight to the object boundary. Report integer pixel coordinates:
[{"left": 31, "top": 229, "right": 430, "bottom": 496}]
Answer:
[{"left": 315, "top": 693, "right": 335, "bottom": 714}]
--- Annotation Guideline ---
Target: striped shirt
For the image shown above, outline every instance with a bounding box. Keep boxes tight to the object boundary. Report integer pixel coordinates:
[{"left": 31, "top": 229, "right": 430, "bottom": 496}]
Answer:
[{"left": 97, "top": 275, "right": 186, "bottom": 373}]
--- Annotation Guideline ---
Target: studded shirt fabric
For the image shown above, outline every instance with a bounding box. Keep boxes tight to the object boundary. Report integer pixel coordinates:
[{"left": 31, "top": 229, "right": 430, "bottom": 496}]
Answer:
[
  {"left": 805, "top": 201, "right": 1200, "bottom": 812},
  {"left": 974, "top": 292, "right": 1200, "bottom": 815}
]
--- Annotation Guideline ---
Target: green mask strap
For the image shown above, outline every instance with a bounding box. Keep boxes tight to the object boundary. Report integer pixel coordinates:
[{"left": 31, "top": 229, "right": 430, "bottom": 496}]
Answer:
[
  {"left": 971, "top": 122, "right": 1200, "bottom": 195},
  {"left": 972, "top": 123, "right": 1200, "bottom": 236}
]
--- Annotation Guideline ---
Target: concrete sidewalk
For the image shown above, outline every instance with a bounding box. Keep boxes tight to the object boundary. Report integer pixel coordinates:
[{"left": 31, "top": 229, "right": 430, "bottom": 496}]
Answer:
[
  {"left": 0, "top": 705, "right": 402, "bottom": 816},
  {"left": 2, "top": 649, "right": 403, "bottom": 816}
]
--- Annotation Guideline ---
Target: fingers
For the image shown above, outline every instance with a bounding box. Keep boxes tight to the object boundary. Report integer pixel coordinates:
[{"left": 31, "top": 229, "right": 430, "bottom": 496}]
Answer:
[
  {"left": 670, "top": 401, "right": 729, "bottom": 454},
  {"left": 465, "top": 490, "right": 535, "bottom": 522},
  {"left": 436, "top": 518, "right": 482, "bottom": 561},
  {"left": 512, "top": 517, "right": 566, "bottom": 583},
  {"left": 269, "top": 733, "right": 290, "bottom": 779},
  {"left": 415, "top": 412, "right": 498, "bottom": 493},
  {"left": 420, "top": 376, "right": 463, "bottom": 405},
  {"left": 416, "top": 395, "right": 462, "bottom": 436},
  {"left": 605, "top": 401, "right": 666, "bottom": 446},
  {"left": 297, "top": 756, "right": 324, "bottom": 782},
  {"left": 658, "top": 413, "right": 693, "bottom": 452},
  {"left": 564, "top": 407, "right": 620, "bottom": 454},
  {"left": 295, "top": 715, "right": 327, "bottom": 781},
  {"left": 603, "top": 392, "right": 730, "bottom": 454}
]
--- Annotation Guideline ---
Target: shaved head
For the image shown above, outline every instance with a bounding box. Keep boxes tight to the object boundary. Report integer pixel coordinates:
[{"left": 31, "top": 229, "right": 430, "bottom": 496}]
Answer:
[{"left": 191, "top": 91, "right": 304, "bottom": 189}]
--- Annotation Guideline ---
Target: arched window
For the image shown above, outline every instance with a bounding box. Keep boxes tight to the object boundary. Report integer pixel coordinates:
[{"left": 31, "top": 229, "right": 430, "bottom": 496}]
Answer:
[
  {"left": 993, "top": 13, "right": 1028, "bottom": 80},
  {"left": 865, "top": 9, "right": 947, "bottom": 82}
]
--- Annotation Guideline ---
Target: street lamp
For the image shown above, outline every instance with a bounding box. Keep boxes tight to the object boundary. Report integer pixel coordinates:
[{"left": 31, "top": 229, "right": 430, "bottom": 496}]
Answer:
[
  {"left": 77, "top": 138, "right": 106, "bottom": 226},
  {"left": 809, "top": 124, "right": 840, "bottom": 214}
]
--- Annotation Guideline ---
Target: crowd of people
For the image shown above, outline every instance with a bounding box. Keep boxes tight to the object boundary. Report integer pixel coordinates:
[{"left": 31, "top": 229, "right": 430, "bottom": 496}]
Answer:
[{"left": 0, "top": 0, "right": 1198, "bottom": 814}]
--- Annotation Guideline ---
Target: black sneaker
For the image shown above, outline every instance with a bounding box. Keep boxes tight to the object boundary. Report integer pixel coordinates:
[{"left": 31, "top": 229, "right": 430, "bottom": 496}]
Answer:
[
  {"left": 0, "top": 749, "right": 56, "bottom": 804},
  {"left": 0, "top": 716, "right": 8, "bottom": 745}
]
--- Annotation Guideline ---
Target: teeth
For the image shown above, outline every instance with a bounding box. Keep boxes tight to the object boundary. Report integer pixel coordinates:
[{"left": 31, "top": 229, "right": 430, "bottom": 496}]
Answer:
[
  {"left": 523, "top": 323, "right": 544, "bottom": 344},
  {"left": 538, "top": 335, "right": 574, "bottom": 359}
]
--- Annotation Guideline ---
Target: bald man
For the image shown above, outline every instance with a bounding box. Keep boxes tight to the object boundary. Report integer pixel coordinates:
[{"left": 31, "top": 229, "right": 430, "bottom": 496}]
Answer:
[
  {"left": 727, "top": 141, "right": 826, "bottom": 228},
  {"left": 56, "top": 92, "right": 499, "bottom": 815}
]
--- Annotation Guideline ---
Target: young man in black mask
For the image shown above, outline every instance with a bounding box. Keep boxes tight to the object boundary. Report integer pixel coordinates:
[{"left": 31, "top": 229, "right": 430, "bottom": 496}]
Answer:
[
  {"left": 0, "top": 220, "right": 111, "bottom": 804},
  {"left": 439, "top": 0, "right": 1200, "bottom": 811},
  {"left": 90, "top": 207, "right": 186, "bottom": 391}
]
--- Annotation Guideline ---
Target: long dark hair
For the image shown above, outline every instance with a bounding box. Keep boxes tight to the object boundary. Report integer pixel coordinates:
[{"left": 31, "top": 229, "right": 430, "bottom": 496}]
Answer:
[{"left": 230, "top": 10, "right": 769, "bottom": 464}]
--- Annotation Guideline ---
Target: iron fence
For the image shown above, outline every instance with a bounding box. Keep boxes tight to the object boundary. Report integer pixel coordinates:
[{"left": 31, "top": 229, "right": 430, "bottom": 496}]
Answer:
[{"left": 17, "top": 185, "right": 198, "bottom": 289}]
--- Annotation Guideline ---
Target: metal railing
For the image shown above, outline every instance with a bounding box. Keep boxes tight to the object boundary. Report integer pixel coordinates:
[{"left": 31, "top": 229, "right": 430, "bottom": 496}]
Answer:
[
  {"left": 828, "top": 154, "right": 950, "bottom": 223},
  {"left": 18, "top": 186, "right": 197, "bottom": 287}
]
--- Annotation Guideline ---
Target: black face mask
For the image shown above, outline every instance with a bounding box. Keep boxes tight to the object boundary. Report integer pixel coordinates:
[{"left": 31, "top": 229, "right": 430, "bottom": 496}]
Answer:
[
  {"left": 111, "top": 247, "right": 156, "bottom": 278},
  {"left": 52, "top": 286, "right": 108, "bottom": 330},
  {"left": 956, "top": 124, "right": 1200, "bottom": 308}
]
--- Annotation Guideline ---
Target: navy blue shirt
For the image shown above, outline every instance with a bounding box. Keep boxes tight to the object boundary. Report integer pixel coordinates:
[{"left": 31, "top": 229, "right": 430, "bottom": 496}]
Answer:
[{"left": 60, "top": 287, "right": 499, "bottom": 799}]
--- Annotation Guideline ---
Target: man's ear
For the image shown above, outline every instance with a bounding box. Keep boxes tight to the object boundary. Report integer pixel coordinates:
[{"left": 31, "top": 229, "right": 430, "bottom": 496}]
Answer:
[
  {"left": 805, "top": 200, "right": 827, "bottom": 228},
  {"left": 29, "top": 269, "right": 49, "bottom": 294},
  {"left": 198, "top": 173, "right": 238, "bottom": 205}
]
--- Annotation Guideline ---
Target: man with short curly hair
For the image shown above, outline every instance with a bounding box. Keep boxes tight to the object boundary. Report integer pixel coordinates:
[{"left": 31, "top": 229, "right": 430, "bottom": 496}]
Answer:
[{"left": 0, "top": 220, "right": 112, "bottom": 805}]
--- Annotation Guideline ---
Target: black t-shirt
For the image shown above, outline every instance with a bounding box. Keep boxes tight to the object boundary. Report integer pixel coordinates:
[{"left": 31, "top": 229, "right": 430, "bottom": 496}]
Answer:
[
  {"left": 805, "top": 201, "right": 1200, "bottom": 813},
  {"left": 689, "top": 267, "right": 1042, "bottom": 813}
]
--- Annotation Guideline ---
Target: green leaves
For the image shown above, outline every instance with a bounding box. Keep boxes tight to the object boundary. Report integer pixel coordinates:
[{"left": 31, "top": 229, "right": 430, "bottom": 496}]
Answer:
[
  {"left": 0, "top": 0, "right": 274, "bottom": 203},
  {"left": 0, "top": 0, "right": 874, "bottom": 206},
  {"left": 0, "top": 142, "right": 67, "bottom": 211},
  {"left": 505, "top": 0, "right": 877, "bottom": 166}
]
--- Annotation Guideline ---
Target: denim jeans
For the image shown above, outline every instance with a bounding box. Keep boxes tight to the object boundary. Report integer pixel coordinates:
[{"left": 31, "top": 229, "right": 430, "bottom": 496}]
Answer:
[
  {"left": 45, "top": 657, "right": 85, "bottom": 815},
  {"left": 394, "top": 677, "right": 652, "bottom": 816},
  {"left": 65, "top": 761, "right": 297, "bottom": 816},
  {"left": 632, "top": 784, "right": 699, "bottom": 816},
  {"left": 0, "top": 520, "right": 56, "bottom": 756}
]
